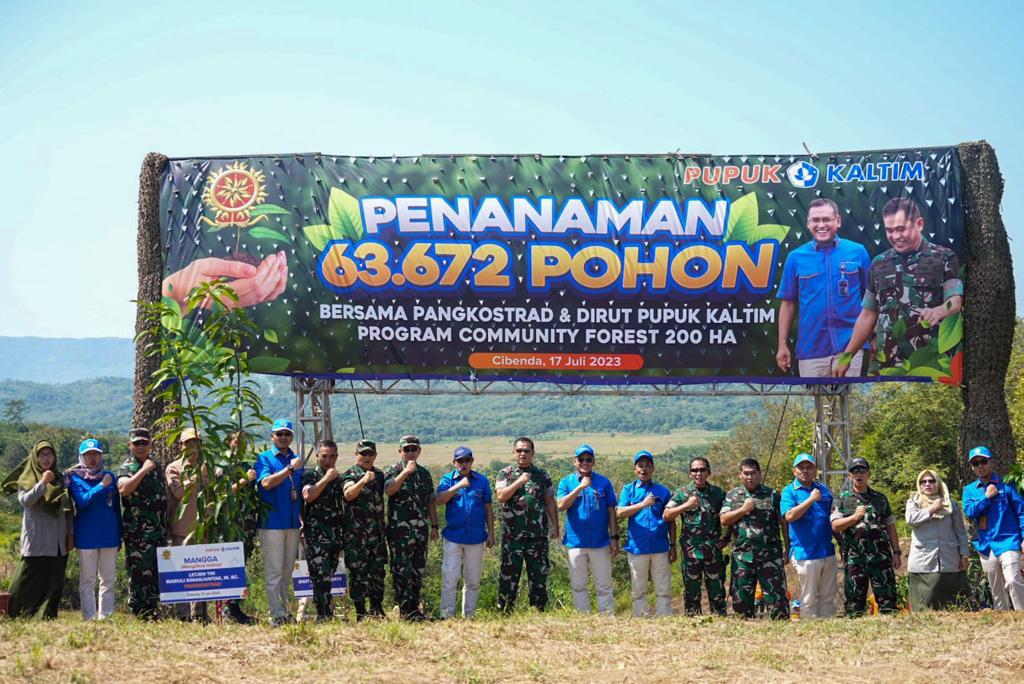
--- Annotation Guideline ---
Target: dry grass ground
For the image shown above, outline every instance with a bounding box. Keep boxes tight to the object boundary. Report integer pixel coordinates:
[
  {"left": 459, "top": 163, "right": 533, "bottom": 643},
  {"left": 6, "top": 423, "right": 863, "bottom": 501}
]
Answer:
[
  {"left": 1, "top": 610, "right": 1020, "bottom": 683},
  {"left": 414, "top": 429, "right": 724, "bottom": 466}
]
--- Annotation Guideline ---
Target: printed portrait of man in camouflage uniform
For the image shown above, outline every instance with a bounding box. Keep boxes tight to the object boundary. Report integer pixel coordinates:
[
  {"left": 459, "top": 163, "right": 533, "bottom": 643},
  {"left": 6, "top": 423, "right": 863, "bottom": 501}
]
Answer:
[
  {"left": 830, "top": 458, "right": 902, "bottom": 615},
  {"left": 384, "top": 435, "right": 438, "bottom": 621},
  {"left": 720, "top": 458, "right": 790, "bottom": 620},
  {"left": 301, "top": 440, "right": 346, "bottom": 621},
  {"left": 664, "top": 457, "right": 728, "bottom": 615},
  {"left": 116, "top": 428, "right": 168, "bottom": 619},
  {"left": 341, "top": 439, "right": 387, "bottom": 620},
  {"left": 835, "top": 197, "right": 963, "bottom": 377},
  {"left": 494, "top": 437, "right": 559, "bottom": 613}
]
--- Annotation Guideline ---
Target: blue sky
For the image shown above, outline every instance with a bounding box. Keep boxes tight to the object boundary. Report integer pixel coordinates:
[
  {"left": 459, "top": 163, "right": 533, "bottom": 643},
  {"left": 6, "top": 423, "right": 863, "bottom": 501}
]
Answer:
[{"left": 1, "top": 0, "right": 1021, "bottom": 337}]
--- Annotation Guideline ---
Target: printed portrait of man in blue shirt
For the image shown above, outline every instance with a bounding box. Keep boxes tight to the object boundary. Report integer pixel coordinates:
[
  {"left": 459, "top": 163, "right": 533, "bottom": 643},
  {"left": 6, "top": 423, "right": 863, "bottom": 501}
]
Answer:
[{"left": 776, "top": 198, "right": 871, "bottom": 378}]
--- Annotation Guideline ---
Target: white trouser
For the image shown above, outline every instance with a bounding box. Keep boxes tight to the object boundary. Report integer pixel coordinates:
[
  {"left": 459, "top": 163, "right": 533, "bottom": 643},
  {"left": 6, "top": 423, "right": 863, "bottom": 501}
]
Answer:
[
  {"left": 440, "top": 538, "right": 486, "bottom": 618},
  {"left": 792, "top": 555, "right": 838, "bottom": 618},
  {"left": 627, "top": 552, "right": 672, "bottom": 617},
  {"left": 259, "top": 527, "right": 301, "bottom": 619},
  {"left": 799, "top": 350, "right": 864, "bottom": 378},
  {"left": 566, "top": 546, "right": 614, "bottom": 614},
  {"left": 980, "top": 550, "right": 1024, "bottom": 611},
  {"left": 78, "top": 547, "right": 118, "bottom": 620}
]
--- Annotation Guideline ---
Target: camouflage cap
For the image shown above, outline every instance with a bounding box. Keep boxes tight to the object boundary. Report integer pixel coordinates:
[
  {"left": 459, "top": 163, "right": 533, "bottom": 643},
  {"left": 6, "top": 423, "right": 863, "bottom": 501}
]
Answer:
[
  {"left": 128, "top": 427, "right": 151, "bottom": 443},
  {"left": 399, "top": 435, "right": 420, "bottom": 448},
  {"left": 356, "top": 439, "right": 377, "bottom": 455}
]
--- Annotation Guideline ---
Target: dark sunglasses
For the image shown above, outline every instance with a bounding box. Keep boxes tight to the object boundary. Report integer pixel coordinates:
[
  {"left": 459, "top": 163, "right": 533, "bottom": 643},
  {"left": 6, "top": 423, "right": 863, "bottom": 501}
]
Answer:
[
  {"left": 454, "top": 457, "right": 473, "bottom": 464},
  {"left": 690, "top": 467, "right": 709, "bottom": 473},
  {"left": 576, "top": 456, "right": 594, "bottom": 463},
  {"left": 402, "top": 445, "right": 420, "bottom": 453},
  {"left": 132, "top": 440, "right": 151, "bottom": 446},
  {"left": 970, "top": 460, "right": 989, "bottom": 467},
  {"left": 850, "top": 468, "right": 868, "bottom": 474},
  {"left": 919, "top": 478, "right": 936, "bottom": 484},
  {"left": 273, "top": 431, "right": 293, "bottom": 438}
]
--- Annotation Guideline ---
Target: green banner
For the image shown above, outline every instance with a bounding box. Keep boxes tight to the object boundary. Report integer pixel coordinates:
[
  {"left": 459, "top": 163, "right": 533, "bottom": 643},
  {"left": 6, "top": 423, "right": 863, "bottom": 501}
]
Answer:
[{"left": 159, "top": 149, "right": 965, "bottom": 384}]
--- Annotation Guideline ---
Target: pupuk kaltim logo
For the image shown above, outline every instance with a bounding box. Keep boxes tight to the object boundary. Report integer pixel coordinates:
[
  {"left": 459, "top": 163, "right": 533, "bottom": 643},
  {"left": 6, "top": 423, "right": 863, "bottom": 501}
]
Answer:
[{"left": 201, "top": 161, "right": 270, "bottom": 228}]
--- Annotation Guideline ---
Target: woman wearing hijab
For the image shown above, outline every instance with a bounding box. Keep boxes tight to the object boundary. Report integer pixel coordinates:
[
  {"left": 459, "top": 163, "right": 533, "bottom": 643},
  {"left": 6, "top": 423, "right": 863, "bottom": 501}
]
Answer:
[
  {"left": 67, "top": 438, "right": 121, "bottom": 620},
  {"left": 905, "top": 469, "right": 970, "bottom": 610},
  {"left": 1, "top": 439, "right": 74, "bottom": 619}
]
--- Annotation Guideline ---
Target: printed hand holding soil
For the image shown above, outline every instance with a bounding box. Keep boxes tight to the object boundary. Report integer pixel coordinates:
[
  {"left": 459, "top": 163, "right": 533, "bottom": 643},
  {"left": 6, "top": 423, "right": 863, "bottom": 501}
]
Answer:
[{"left": 162, "top": 251, "right": 288, "bottom": 311}]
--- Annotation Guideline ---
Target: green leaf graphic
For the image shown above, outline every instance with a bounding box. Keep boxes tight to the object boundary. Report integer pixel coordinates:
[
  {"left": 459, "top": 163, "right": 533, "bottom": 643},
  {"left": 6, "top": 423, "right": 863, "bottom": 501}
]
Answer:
[
  {"left": 248, "top": 204, "right": 291, "bottom": 216},
  {"left": 334, "top": 367, "right": 356, "bottom": 374},
  {"left": 264, "top": 329, "right": 279, "bottom": 343},
  {"left": 938, "top": 312, "right": 962, "bottom": 354},
  {"left": 248, "top": 227, "right": 291, "bottom": 242},
  {"left": 329, "top": 187, "right": 364, "bottom": 242},
  {"left": 725, "top": 192, "right": 758, "bottom": 242},
  {"left": 303, "top": 224, "right": 341, "bottom": 251}
]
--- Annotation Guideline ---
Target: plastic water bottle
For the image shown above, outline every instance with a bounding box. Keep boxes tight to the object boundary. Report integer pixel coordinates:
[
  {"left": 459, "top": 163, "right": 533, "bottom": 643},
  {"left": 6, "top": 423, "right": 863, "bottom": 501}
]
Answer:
[{"left": 790, "top": 599, "right": 801, "bottom": 621}]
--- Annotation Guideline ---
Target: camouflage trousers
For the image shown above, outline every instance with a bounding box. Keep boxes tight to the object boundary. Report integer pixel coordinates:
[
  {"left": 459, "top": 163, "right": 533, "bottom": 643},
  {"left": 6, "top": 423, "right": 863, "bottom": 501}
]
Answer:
[
  {"left": 731, "top": 550, "right": 789, "bottom": 620},
  {"left": 346, "top": 537, "right": 387, "bottom": 606},
  {"left": 125, "top": 539, "right": 162, "bottom": 618},
  {"left": 306, "top": 537, "right": 343, "bottom": 617},
  {"left": 681, "top": 544, "right": 727, "bottom": 616},
  {"left": 388, "top": 534, "right": 429, "bottom": 615},
  {"left": 843, "top": 559, "right": 897, "bottom": 616},
  {"left": 498, "top": 538, "right": 550, "bottom": 612}
]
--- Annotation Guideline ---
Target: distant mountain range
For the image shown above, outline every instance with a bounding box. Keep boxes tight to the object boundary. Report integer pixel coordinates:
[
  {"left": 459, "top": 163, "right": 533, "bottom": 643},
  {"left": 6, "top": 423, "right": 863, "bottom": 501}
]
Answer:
[{"left": 0, "top": 336, "right": 756, "bottom": 439}]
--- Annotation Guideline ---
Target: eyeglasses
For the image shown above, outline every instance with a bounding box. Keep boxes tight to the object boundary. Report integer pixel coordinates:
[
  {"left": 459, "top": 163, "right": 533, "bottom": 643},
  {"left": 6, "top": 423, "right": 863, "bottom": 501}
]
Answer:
[
  {"left": 402, "top": 445, "right": 420, "bottom": 453},
  {"left": 273, "top": 432, "right": 292, "bottom": 438},
  {"left": 132, "top": 440, "right": 151, "bottom": 446},
  {"left": 576, "top": 456, "right": 593, "bottom": 463},
  {"left": 919, "top": 478, "right": 936, "bottom": 484},
  {"left": 690, "top": 467, "right": 709, "bottom": 473},
  {"left": 514, "top": 448, "right": 532, "bottom": 454},
  {"left": 850, "top": 468, "right": 868, "bottom": 474},
  {"left": 970, "top": 460, "right": 989, "bottom": 467}
]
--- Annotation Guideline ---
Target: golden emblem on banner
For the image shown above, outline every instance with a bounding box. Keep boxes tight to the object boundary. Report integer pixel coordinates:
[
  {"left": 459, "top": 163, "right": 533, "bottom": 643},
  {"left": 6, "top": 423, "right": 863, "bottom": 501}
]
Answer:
[{"left": 201, "top": 161, "right": 269, "bottom": 228}]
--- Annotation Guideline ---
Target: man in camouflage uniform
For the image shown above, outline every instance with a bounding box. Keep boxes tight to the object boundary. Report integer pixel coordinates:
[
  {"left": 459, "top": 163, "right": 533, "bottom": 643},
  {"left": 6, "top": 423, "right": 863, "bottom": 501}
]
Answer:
[
  {"left": 836, "top": 197, "right": 963, "bottom": 377},
  {"left": 116, "top": 427, "right": 168, "bottom": 619},
  {"left": 342, "top": 439, "right": 387, "bottom": 619},
  {"left": 664, "top": 456, "right": 728, "bottom": 616},
  {"left": 301, "top": 439, "right": 346, "bottom": 621},
  {"left": 831, "top": 457, "right": 902, "bottom": 615},
  {"left": 495, "top": 437, "right": 559, "bottom": 613},
  {"left": 720, "top": 458, "right": 789, "bottom": 619},
  {"left": 384, "top": 435, "right": 438, "bottom": 621}
]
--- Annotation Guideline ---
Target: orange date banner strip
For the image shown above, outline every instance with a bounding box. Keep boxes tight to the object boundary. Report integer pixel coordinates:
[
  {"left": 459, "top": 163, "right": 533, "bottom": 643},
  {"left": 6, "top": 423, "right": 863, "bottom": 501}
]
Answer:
[{"left": 469, "top": 353, "right": 644, "bottom": 371}]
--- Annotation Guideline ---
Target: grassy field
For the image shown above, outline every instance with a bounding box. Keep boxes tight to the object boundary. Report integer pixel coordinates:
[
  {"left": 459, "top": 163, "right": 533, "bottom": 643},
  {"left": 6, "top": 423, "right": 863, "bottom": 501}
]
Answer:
[
  {"left": 413, "top": 429, "right": 723, "bottom": 466},
  {"left": 0, "top": 610, "right": 1020, "bottom": 683}
]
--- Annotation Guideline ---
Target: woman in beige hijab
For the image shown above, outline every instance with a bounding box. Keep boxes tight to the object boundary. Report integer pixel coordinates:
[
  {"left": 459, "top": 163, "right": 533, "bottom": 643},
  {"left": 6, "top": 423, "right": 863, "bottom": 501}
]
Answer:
[{"left": 905, "top": 469, "right": 970, "bottom": 610}]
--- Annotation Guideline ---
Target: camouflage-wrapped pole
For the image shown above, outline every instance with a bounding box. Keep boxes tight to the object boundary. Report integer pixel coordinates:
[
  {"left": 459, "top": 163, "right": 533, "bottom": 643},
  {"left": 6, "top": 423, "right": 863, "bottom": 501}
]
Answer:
[
  {"left": 134, "top": 152, "right": 174, "bottom": 464},
  {"left": 958, "top": 141, "right": 1016, "bottom": 473}
]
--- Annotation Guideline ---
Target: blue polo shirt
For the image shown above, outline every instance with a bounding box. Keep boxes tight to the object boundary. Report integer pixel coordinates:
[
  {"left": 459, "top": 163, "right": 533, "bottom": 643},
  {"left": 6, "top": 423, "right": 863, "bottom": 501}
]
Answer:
[
  {"left": 437, "top": 469, "right": 492, "bottom": 545},
  {"left": 557, "top": 471, "right": 616, "bottom": 549},
  {"left": 962, "top": 475, "right": 1024, "bottom": 557},
  {"left": 255, "top": 447, "right": 302, "bottom": 530},
  {"left": 780, "top": 479, "right": 835, "bottom": 561},
  {"left": 617, "top": 479, "right": 672, "bottom": 555},
  {"left": 776, "top": 237, "right": 871, "bottom": 360}
]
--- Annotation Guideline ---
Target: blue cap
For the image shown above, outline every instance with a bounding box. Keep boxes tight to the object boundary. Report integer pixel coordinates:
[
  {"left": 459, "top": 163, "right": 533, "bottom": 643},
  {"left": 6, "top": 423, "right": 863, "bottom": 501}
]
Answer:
[
  {"left": 453, "top": 446, "right": 473, "bottom": 461},
  {"left": 968, "top": 446, "right": 992, "bottom": 461},
  {"left": 575, "top": 444, "right": 595, "bottom": 458},
  {"left": 633, "top": 450, "right": 654, "bottom": 464},
  {"left": 79, "top": 438, "right": 102, "bottom": 455},
  {"left": 793, "top": 453, "right": 815, "bottom": 467},
  {"left": 271, "top": 419, "right": 294, "bottom": 434}
]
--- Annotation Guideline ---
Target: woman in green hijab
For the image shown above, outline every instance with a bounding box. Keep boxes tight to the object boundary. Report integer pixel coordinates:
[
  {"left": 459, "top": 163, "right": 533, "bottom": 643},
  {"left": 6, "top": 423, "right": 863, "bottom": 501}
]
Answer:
[{"left": 2, "top": 439, "right": 74, "bottom": 618}]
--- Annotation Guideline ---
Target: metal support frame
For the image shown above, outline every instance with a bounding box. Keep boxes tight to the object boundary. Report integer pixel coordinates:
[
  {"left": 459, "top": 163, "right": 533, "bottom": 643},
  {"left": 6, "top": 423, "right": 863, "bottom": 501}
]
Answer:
[
  {"left": 813, "top": 384, "right": 853, "bottom": 491},
  {"left": 292, "top": 377, "right": 335, "bottom": 460}
]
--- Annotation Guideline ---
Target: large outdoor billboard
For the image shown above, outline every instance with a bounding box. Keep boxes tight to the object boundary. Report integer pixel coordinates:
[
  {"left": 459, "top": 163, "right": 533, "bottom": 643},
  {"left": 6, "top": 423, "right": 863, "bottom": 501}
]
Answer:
[{"left": 158, "top": 148, "right": 965, "bottom": 385}]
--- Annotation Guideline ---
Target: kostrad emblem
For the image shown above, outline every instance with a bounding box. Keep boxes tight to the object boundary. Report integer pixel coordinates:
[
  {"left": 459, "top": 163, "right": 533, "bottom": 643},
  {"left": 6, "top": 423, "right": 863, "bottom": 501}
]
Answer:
[{"left": 786, "top": 161, "right": 819, "bottom": 188}]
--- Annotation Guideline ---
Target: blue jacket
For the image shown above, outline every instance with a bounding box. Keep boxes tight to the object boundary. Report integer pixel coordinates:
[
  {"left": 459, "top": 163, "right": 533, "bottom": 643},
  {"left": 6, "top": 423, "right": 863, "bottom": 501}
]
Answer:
[
  {"left": 962, "top": 475, "right": 1024, "bottom": 557},
  {"left": 68, "top": 471, "right": 122, "bottom": 549},
  {"left": 557, "top": 471, "right": 616, "bottom": 549}
]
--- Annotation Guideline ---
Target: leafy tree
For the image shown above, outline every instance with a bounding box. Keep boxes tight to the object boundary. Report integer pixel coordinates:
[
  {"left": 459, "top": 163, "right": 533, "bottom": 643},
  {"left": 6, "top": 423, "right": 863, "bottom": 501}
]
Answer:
[
  {"left": 137, "top": 281, "right": 269, "bottom": 545},
  {"left": 2, "top": 399, "right": 26, "bottom": 431}
]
